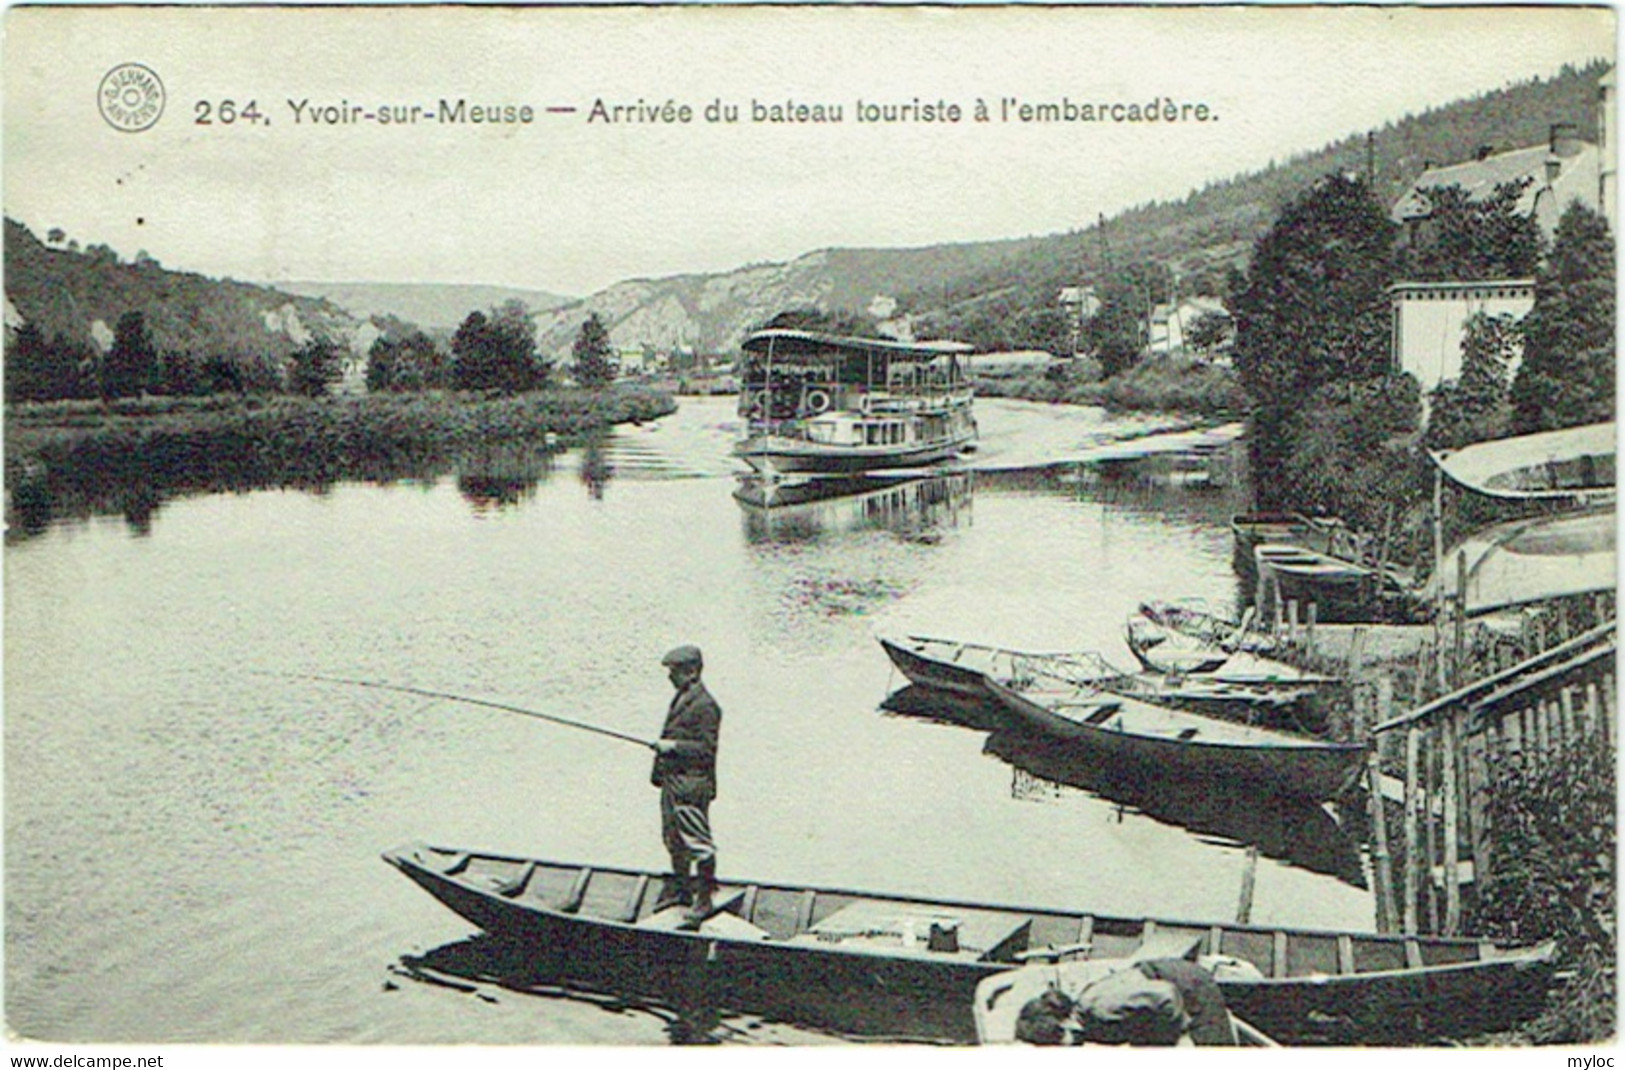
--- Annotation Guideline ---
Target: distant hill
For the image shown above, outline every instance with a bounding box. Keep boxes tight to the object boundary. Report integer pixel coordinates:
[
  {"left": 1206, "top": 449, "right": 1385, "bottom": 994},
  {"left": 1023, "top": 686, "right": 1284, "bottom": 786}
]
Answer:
[
  {"left": 532, "top": 60, "right": 1608, "bottom": 358},
  {"left": 276, "top": 281, "right": 573, "bottom": 331},
  {"left": 3, "top": 218, "right": 376, "bottom": 367}
]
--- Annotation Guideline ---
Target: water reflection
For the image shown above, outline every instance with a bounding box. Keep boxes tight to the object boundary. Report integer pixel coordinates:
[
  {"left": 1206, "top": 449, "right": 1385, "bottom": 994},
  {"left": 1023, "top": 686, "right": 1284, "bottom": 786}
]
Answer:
[
  {"left": 881, "top": 685, "right": 1365, "bottom": 888},
  {"left": 455, "top": 441, "right": 556, "bottom": 513},
  {"left": 984, "top": 731, "right": 1366, "bottom": 888},
  {"left": 578, "top": 435, "right": 616, "bottom": 501},
  {"left": 398, "top": 934, "right": 961, "bottom": 1045},
  {"left": 5, "top": 435, "right": 572, "bottom": 539},
  {"left": 735, "top": 472, "right": 973, "bottom": 545}
]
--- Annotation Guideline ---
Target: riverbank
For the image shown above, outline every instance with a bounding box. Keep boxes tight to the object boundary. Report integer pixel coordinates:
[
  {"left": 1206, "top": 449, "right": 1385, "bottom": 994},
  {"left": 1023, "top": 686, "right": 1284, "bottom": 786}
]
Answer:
[
  {"left": 5, "top": 385, "right": 675, "bottom": 528},
  {"left": 977, "top": 355, "right": 1249, "bottom": 419}
]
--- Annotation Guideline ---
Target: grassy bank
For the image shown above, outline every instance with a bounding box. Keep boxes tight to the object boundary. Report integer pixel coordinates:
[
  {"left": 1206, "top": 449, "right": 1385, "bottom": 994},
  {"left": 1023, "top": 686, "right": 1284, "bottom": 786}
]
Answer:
[
  {"left": 8, "top": 385, "right": 674, "bottom": 472},
  {"left": 977, "top": 356, "right": 1249, "bottom": 419},
  {"left": 5, "top": 385, "right": 676, "bottom": 529}
]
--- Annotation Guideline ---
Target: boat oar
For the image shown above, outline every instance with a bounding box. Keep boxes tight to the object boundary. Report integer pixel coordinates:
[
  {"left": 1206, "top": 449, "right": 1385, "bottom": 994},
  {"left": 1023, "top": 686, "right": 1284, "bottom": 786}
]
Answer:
[{"left": 258, "top": 671, "right": 657, "bottom": 750}]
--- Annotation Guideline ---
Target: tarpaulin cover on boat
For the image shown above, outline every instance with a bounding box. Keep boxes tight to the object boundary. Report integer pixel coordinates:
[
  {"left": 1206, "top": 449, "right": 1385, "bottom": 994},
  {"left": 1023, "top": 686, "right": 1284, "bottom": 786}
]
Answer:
[
  {"left": 1428, "top": 506, "right": 1616, "bottom": 615},
  {"left": 1430, "top": 422, "right": 1615, "bottom": 500}
]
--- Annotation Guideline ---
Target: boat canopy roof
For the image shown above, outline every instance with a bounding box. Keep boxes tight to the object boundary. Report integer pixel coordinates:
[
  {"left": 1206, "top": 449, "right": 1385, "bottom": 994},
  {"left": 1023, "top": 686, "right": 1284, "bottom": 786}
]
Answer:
[
  {"left": 742, "top": 328, "right": 973, "bottom": 364},
  {"left": 1427, "top": 505, "right": 1616, "bottom": 616},
  {"left": 1430, "top": 422, "right": 1615, "bottom": 500}
]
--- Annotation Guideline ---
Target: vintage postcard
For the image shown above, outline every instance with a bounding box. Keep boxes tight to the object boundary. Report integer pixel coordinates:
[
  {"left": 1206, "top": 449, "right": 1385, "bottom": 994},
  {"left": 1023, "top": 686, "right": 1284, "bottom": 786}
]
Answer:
[{"left": 3, "top": 3, "right": 1616, "bottom": 1062}]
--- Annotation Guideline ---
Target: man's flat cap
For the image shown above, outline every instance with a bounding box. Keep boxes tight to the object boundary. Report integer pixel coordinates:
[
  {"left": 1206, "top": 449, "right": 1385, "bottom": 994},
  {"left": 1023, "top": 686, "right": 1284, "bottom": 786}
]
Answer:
[{"left": 661, "top": 644, "right": 704, "bottom": 668}]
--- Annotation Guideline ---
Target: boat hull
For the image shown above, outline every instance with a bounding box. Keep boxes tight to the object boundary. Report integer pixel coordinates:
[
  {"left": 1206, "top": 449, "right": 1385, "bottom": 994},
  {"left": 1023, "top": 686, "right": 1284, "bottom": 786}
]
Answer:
[
  {"left": 880, "top": 636, "right": 998, "bottom": 699},
  {"left": 735, "top": 432, "right": 975, "bottom": 476},
  {"left": 986, "top": 678, "right": 1364, "bottom": 802},
  {"left": 384, "top": 842, "right": 1556, "bottom": 1046}
]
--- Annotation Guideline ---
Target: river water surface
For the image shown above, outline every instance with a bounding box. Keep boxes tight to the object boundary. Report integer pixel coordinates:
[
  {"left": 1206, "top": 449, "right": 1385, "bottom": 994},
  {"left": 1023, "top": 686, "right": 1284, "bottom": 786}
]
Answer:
[{"left": 5, "top": 396, "right": 1375, "bottom": 1045}]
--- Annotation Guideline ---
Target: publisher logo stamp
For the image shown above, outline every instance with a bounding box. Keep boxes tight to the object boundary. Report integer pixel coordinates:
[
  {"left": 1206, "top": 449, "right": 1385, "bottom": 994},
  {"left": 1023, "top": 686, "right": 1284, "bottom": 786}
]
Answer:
[{"left": 98, "top": 63, "right": 165, "bottom": 132}]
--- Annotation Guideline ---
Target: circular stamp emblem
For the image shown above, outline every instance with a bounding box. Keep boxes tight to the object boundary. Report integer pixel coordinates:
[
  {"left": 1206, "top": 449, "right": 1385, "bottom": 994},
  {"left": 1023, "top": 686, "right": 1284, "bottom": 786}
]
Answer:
[{"left": 98, "top": 63, "right": 165, "bottom": 133}]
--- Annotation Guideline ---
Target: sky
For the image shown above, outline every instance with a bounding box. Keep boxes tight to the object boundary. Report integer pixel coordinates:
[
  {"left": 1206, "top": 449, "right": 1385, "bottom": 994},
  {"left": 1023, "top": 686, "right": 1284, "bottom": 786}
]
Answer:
[{"left": 2, "top": 5, "right": 1615, "bottom": 298}]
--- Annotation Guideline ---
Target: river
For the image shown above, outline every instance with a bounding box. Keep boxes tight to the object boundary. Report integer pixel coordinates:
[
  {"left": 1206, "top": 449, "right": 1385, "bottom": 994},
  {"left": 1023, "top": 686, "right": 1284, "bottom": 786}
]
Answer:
[{"left": 4, "top": 396, "right": 1375, "bottom": 1045}]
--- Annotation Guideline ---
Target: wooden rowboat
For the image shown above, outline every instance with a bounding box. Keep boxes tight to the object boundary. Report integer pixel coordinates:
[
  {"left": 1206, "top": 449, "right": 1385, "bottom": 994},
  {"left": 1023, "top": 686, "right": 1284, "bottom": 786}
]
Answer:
[
  {"left": 384, "top": 842, "right": 1557, "bottom": 1045},
  {"left": 982, "top": 675, "right": 1365, "bottom": 802},
  {"left": 880, "top": 634, "right": 1326, "bottom": 729}
]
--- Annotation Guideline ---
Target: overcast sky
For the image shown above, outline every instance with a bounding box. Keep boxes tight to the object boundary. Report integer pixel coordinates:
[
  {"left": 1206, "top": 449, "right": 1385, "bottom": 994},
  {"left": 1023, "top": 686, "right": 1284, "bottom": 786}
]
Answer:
[{"left": 3, "top": 5, "right": 1613, "bottom": 297}]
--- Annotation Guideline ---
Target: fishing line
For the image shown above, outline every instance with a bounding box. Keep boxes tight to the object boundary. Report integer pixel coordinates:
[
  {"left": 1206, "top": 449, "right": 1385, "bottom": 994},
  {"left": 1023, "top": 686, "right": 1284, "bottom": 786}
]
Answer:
[{"left": 257, "top": 670, "right": 657, "bottom": 750}]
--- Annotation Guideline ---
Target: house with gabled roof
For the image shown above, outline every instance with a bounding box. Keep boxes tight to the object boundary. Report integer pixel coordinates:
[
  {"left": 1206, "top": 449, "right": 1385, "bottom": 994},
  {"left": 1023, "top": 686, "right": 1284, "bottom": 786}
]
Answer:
[
  {"left": 1388, "top": 77, "right": 1615, "bottom": 397},
  {"left": 1392, "top": 123, "right": 1604, "bottom": 241}
]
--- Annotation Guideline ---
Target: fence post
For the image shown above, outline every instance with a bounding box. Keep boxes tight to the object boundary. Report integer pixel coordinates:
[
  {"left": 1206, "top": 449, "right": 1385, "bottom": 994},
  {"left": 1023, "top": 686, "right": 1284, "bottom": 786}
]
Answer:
[
  {"left": 1441, "top": 713, "right": 1461, "bottom": 935},
  {"left": 1403, "top": 726, "right": 1421, "bottom": 934}
]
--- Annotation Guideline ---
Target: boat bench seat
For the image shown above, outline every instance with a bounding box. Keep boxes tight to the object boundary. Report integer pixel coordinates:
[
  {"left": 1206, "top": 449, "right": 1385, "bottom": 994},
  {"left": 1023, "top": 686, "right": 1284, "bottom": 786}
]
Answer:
[{"left": 1083, "top": 703, "right": 1123, "bottom": 725}]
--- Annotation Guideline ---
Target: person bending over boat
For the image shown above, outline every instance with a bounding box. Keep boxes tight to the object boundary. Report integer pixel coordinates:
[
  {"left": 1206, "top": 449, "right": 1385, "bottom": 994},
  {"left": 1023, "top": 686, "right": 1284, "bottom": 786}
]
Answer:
[
  {"left": 650, "top": 644, "right": 723, "bottom": 929},
  {"left": 1013, "top": 958, "right": 1233, "bottom": 1046}
]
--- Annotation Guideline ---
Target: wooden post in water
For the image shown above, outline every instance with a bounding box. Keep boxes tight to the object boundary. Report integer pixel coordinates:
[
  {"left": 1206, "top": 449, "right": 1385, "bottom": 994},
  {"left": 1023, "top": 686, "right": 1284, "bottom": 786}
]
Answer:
[
  {"left": 1402, "top": 726, "right": 1421, "bottom": 934},
  {"left": 1441, "top": 714, "right": 1461, "bottom": 935}
]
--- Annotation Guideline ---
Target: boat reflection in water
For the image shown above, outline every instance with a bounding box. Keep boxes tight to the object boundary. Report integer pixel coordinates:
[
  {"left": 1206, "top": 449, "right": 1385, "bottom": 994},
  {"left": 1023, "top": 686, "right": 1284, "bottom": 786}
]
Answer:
[
  {"left": 881, "top": 685, "right": 1364, "bottom": 888},
  {"left": 735, "top": 471, "right": 973, "bottom": 545}
]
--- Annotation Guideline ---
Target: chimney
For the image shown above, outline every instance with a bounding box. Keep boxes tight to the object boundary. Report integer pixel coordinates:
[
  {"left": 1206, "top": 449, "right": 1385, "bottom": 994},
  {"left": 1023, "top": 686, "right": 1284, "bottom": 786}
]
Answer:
[{"left": 1550, "top": 122, "right": 1582, "bottom": 158}]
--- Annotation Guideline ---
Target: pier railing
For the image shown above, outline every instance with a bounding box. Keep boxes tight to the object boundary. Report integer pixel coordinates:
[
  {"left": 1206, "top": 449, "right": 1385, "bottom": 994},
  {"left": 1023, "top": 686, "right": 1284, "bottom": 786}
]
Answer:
[{"left": 1367, "top": 619, "right": 1616, "bottom": 936}]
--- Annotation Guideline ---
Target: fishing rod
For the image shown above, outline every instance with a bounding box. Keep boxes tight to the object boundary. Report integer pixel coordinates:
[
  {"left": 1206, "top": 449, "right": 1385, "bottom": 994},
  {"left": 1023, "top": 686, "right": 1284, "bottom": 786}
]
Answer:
[{"left": 261, "top": 670, "right": 657, "bottom": 750}]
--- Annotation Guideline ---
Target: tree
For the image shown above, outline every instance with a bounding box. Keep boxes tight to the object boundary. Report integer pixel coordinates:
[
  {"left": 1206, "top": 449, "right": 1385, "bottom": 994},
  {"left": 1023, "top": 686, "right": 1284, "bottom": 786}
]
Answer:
[
  {"left": 1425, "top": 312, "right": 1519, "bottom": 449},
  {"left": 1398, "top": 179, "right": 1543, "bottom": 282},
  {"left": 571, "top": 313, "right": 618, "bottom": 388},
  {"left": 5, "top": 323, "right": 57, "bottom": 401},
  {"left": 1232, "top": 173, "right": 1396, "bottom": 403},
  {"left": 46, "top": 227, "right": 65, "bottom": 246},
  {"left": 368, "top": 330, "right": 444, "bottom": 392},
  {"left": 1509, "top": 202, "right": 1615, "bottom": 434},
  {"left": 453, "top": 301, "right": 543, "bottom": 393},
  {"left": 1230, "top": 174, "right": 1397, "bottom": 509},
  {"left": 102, "top": 310, "right": 160, "bottom": 398},
  {"left": 287, "top": 335, "right": 345, "bottom": 396},
  {"left": 1184, "top": 310, "right": 1232, "bottom": 359}
]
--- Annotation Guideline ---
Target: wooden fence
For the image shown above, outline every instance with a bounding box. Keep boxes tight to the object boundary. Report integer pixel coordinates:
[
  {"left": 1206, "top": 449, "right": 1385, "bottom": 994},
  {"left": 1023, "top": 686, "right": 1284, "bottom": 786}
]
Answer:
[{"left": 1368, "top": 620, "right": 1616, "bottom": 936}]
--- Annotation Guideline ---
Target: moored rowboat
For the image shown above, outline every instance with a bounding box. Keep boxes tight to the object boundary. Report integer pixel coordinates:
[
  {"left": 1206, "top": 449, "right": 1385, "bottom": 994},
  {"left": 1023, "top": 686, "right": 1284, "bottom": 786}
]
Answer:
[
  {"left": 982, "top": 676, "right": 1365, "bottom": 802},
  {"left": 384, "top": 841, "right": 1556, "bottom": 1045},
  {"left": 880, "top": 634, "right": 1326, "bottom": 724}
]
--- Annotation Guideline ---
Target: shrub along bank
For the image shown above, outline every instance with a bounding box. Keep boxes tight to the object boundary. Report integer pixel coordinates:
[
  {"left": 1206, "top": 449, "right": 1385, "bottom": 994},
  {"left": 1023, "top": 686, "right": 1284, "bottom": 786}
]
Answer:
[
  {"left": 6, "top": 385, "right": 676, "bottom": 506},
  {"left": 975, "top": 356, "right": 1248, "bottom": 419}
]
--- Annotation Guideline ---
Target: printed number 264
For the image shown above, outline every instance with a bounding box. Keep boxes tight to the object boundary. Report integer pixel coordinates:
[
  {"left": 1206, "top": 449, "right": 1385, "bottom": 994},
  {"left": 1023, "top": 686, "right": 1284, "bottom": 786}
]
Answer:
[{"left": 195, "top": 100, "right": 264, "bottom": 125}]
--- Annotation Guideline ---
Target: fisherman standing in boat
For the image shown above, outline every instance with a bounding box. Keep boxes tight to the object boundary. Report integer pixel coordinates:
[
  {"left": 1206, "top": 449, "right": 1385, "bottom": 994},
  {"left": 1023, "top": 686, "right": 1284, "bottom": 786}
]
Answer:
[{"left": 650, "top": 644, "right": 722, "bottom": 929}]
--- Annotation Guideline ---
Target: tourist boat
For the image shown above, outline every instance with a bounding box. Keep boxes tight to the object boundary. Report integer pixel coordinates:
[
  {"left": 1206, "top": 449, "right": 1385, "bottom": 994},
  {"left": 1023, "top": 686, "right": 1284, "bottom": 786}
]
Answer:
[
  {"left": 982, "top": 675, "right": 1366, "bottom": 802},
  {"left": 880, "top": 634, "right": 1325, "bottom": 718},
  {"left": 733, "top": 328, "right": 977, "bottom": 476},
  {"left": 384, "top": 842, "right": 1557, "bottom": 1045}
]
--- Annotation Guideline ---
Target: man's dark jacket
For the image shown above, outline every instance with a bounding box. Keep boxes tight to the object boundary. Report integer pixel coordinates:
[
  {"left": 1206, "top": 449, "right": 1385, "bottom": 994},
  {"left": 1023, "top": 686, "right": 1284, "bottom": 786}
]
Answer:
[{"left": 651, "top": 680, "right": 721, "bottom": 802}]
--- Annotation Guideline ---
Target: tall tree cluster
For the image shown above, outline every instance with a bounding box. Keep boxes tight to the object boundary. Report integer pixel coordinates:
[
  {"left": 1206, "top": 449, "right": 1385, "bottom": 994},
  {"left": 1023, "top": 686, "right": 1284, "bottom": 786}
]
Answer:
[
  {"left": 1230, "top": 174, "right": 1416, "bottom": 525},
  {"left": 570, "top": 313, "right": 618, "bottom": 389},
  {"left": 452, "top": 300, "right": 546, "bottom": 393},
  {"left": 1508, "top": 202, "right": 1615, "bottom": 435}
]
